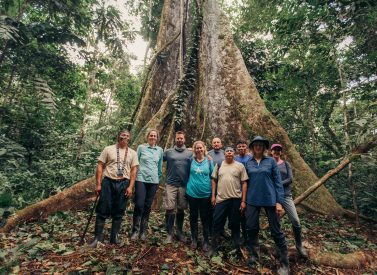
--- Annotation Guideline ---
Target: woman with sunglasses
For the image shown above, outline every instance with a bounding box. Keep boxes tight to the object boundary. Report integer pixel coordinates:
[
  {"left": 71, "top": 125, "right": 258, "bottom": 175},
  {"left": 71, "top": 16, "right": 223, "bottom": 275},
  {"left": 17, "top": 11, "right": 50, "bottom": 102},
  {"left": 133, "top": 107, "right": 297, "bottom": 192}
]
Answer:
[{"left": 270, "top": 143, "right": 308, "bottom": 259}]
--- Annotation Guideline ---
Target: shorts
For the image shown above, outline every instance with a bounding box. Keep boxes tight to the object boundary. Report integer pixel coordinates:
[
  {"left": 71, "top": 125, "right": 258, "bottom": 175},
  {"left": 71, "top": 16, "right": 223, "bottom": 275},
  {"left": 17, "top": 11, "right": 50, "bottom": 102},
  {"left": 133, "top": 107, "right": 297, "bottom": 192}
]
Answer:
[{"left": 162, "top": 184, "right": 188, "bottom": 211}]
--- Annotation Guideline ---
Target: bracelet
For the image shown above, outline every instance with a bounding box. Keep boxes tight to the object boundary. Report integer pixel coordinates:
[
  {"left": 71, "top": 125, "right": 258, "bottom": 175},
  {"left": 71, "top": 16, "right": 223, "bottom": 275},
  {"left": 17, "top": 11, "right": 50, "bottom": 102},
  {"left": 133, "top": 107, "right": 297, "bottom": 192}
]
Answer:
[{"left": 242, "top": 201, "right": 246, "bottom": 203}]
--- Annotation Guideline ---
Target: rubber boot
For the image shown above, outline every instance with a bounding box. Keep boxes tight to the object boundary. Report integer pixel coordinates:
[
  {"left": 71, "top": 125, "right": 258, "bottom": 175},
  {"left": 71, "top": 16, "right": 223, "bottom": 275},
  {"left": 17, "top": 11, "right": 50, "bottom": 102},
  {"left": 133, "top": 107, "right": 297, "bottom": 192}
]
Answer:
[
  {"left": 139, "top": 217, "right": 148, "bottom": 241},
  {"left": 175, "top": 211, "right": 187, "bottom": 243},
  {"left": 165, "top": 213, "right": 175, "bottom": 244},
  {"left": 231, "top": 230, "right": 241, "bottom": 253},
  {"left": 246, "top": 229, "right": 259, "bottom": 266},
  {"left": 110, "top": 218, "right": 122, "bottom": 244},
  {"left": 206, "top": 235, "right": 220, "bottom": 258},
  {"left": 293, "top": 226, "right": 308, "bottom": 259},
  {"left": 130, "top": 215, "right": 141, "bottom": 241},
  {"left": 202, "top": 221, "right": 210, "bottom": 252},
  {"left": 190, "top": 225, "right": 198, "bottom": 250},
  {"left": 277, "top": 246, "right": 290, "bottom": 275},
  {"left": 88, "top": 216, "right": 105, "bottom": 248}
]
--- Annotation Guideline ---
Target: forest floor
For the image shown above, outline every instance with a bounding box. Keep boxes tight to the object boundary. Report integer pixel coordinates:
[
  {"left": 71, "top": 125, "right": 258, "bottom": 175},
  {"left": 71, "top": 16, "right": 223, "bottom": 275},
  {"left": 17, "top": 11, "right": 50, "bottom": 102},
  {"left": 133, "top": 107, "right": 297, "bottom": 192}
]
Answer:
[{"left": 0, "top": 206, "right": 376, "bottom": 274}]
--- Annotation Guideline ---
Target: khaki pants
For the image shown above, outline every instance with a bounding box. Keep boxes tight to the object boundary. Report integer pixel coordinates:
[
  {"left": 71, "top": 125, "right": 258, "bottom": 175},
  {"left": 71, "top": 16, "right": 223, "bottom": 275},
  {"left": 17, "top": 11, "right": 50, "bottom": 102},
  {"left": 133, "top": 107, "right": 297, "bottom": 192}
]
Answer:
[{"left": 162, "top": 184, "right": 188, "bottom": 211}]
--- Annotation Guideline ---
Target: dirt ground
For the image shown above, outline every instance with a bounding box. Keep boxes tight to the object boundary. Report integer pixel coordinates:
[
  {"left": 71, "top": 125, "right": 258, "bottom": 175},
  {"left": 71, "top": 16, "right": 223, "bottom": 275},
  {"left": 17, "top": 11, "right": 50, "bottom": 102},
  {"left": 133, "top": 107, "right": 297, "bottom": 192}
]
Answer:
[{"left": 1, "top": 208, "right": 376, "bottom": 274}]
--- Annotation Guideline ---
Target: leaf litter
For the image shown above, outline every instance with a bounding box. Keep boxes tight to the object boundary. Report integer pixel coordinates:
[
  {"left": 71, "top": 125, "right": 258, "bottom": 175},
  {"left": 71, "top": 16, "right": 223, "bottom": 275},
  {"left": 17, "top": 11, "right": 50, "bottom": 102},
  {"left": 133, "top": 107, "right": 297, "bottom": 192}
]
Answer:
[{"left": 0, "top": 209, "right": 376, "bottom": 274}]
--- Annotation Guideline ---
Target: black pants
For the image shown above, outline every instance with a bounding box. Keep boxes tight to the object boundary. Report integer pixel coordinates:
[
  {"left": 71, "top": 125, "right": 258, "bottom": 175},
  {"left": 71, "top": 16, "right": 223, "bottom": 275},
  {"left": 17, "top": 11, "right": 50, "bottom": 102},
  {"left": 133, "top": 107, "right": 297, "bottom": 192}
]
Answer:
[
  {"left": 213, "top": 198, "right": 241, "bottom": 237},
  {"left": 186, "top": 194, "right": 211, "bottom": 242},
  {"left": 96, "top": 177, "right": 130, "bottom": 220},
  {"left": 133, "top": 181, "right": 158, "bottom": 220},
  {"left": 245, "top": 205, "right": 287, "bottom": 249}
]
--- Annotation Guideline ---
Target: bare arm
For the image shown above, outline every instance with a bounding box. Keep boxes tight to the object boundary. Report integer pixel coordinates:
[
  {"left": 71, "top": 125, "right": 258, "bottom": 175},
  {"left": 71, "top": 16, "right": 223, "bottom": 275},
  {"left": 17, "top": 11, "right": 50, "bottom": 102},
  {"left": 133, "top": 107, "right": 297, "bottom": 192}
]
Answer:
[
  {"left": 95, "top": 161, "right": 105, "bottom": 196},
  {"left": 126, "top": 165, "right": 138, "bottom": 197},
  {"left": 240, "top": 181, "right": 247, "bottom": 212},
  {"left": 211, "top": 179, "right": 217, "bottom": 206}
]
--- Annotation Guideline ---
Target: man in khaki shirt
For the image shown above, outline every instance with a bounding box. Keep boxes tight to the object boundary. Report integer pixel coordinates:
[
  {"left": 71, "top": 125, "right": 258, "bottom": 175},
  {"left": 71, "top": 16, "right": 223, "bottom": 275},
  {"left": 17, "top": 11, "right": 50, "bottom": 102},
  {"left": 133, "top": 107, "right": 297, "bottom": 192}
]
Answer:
[
  {"left": 89, "top": 130, "right": 139, "bottom": 247},
  {"left": 208, "top": 147, "right": 248, "bottom": 256}
]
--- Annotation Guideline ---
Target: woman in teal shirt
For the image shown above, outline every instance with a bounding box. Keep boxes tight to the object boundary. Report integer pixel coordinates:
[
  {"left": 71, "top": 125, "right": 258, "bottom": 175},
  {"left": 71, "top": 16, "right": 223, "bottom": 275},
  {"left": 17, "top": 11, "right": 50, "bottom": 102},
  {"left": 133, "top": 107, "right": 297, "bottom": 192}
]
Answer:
[
  {"left": 186, "top": 140, "right": 214, "bottom": 251},
  {"left": 130, "top": 129, "right": 163, "bottom": 241}
]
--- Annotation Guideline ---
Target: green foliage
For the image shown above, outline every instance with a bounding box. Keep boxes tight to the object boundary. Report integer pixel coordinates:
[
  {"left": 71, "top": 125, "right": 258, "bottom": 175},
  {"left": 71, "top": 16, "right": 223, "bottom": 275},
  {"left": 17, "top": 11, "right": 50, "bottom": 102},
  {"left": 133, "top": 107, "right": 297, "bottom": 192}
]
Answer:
[
  {"left": 229, "top": 0, "right": 377, "bottom": 219},
  {"left": 0, "top": 0, "right": 141, "bottom": 209}
]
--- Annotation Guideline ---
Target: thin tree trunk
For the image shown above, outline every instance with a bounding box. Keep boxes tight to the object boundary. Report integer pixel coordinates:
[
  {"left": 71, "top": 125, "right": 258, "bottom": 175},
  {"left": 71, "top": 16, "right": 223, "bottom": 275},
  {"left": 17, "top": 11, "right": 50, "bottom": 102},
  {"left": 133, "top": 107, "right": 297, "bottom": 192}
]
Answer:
[{"left": 349, "top": 163, "right": 360, "bottom": 226}]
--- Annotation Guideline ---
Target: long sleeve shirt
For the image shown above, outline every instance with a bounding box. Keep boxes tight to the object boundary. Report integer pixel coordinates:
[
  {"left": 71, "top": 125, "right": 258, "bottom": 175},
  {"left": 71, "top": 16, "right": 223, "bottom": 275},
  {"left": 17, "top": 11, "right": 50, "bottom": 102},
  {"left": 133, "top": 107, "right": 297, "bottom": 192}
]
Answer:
[
  {"left": 278, "top": 161, "right": 293, "bottom": 196},
  {"left": 245, "top": 156, "right": 284, "bottom": 206},
  {"left": 136, "top": 144, "right": 163, "bottom": 184}
]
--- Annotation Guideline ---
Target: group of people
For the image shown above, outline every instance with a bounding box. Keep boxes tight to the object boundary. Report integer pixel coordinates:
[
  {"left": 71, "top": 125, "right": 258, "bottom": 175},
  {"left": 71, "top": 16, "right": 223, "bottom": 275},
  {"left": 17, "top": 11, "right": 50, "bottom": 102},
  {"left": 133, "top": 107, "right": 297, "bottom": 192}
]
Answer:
[{"left": 89, "top": 129, "right": 308, "bottom": 274}]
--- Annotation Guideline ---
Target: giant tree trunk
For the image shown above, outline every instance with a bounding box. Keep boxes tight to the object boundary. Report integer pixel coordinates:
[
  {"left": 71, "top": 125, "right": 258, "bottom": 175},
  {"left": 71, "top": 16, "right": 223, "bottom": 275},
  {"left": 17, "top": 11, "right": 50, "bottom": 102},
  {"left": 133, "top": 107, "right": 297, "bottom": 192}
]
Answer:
[
  {"left": 131, "top": 0, "right": 343, "bottom": 215},
  {"left": 0, "top": 0, "right": 345, "bottom": 233}
]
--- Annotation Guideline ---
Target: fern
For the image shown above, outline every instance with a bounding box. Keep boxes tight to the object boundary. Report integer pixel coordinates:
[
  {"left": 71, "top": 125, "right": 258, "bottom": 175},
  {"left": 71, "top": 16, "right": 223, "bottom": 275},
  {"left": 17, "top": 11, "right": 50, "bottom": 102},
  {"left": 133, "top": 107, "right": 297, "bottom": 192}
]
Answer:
[
  {"left": 0, "top": 16, "right": 21, "bottom": 43},
  {"left": 34, "top": 77, "right": 57, "bottom": 112}
]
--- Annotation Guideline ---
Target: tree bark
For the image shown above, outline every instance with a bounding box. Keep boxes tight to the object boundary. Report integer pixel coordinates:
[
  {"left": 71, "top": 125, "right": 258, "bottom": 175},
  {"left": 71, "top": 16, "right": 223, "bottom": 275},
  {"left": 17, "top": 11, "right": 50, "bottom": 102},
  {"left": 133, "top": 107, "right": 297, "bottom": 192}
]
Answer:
[
  {"left": 0, "top": 177, "right": 96, "bottom": 233},
  {"left": 1, "top": 0, "right": 353, "bottom": 233},
  {"left": 131, "top": 0, "right": 343, "bottom": 215}
]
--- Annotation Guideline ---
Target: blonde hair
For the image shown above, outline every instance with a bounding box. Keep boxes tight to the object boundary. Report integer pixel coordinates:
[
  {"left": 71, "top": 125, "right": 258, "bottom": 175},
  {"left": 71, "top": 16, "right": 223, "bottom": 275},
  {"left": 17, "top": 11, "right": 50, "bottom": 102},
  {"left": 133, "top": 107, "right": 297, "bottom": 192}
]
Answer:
[
  {"left": 146, "top": 129, "right": 160, "bottom": 142},
  {"left": 192, "top": 140, "right": 208, "bottom": 157}
]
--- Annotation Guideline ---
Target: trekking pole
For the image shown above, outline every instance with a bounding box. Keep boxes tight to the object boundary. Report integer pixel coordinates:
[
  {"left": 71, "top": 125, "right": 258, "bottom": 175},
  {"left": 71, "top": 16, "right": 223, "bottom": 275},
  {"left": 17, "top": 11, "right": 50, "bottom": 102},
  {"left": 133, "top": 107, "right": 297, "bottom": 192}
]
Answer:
[{"left": 79, "top": 195, "right": 99, "bottom": 245}]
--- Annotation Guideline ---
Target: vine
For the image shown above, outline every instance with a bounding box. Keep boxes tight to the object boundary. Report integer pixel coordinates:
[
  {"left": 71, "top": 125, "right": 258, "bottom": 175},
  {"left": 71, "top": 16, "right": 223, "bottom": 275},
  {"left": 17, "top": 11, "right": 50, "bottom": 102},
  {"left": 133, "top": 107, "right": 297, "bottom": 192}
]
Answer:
[{"left": 172, "top": 0, "right": 202, "bottom": 131}]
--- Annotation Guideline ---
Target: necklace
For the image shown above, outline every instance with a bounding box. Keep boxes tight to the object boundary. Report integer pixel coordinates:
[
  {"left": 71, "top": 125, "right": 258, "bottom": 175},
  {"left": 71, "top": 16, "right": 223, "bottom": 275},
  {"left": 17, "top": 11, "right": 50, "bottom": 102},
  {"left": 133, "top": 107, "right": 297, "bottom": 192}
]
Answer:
[{"left": 116, "top": 145, "right": 128, "bottom": 177}]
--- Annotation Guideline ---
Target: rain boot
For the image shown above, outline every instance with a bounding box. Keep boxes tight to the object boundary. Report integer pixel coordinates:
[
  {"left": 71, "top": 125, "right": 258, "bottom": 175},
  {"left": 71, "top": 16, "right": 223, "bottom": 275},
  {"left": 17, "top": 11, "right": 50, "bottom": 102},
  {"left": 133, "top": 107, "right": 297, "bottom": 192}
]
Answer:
[
  {"left": 139, "top": 217, "right": 148, "bottom": 241},
  {"left": 277, "top": 245, "right": 290, "bottom": 275},
  {"left": 175, "top": 211, "right": 187, "bottom": 243},
  {"left": 130, "top": 215, "right": 141, "bottom": 241},
  {"left": 190, "top": 225, "right": 198, "bottom": 250},
  {"left": 246, "top": 229, "right": 259, "bottom": 266},
  {"left": 88, "top": 216, "right": 105, "bottom": 248},
  {"left": 165, "top": 213, "right": 175, "bottom": 244},
  {"left": 206, "top": 235, "right": 220, "bottom": 258},
  {"left": 110, "top": 218, "right": 122, "bottom": 244},
  {"left": 293, "top": 226, "right": 308, "bottom": 259}
]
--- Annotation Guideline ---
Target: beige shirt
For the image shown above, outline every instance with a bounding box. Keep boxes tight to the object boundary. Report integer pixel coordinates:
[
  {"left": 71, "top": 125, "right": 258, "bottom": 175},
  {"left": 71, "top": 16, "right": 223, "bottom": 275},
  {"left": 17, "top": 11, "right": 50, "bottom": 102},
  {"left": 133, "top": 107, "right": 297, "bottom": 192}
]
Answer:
[
  {"left": 212, "top": 160, "right": 249, "bottom": 203},
  {"left": 98, "top": 145, "right": 139, "bottom": 180}
]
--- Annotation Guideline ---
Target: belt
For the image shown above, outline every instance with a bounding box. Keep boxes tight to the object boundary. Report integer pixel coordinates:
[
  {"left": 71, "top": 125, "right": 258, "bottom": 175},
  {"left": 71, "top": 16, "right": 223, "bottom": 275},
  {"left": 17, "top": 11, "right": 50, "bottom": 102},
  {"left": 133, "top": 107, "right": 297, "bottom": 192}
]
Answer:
[{"left": 105, "top": 177, "right": 129, "bottom": 182}]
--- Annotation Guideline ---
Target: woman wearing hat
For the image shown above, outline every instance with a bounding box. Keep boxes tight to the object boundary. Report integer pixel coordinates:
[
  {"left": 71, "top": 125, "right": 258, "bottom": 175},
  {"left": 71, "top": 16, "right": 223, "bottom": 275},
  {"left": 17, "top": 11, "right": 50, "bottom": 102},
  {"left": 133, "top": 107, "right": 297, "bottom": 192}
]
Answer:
[
  {"left": 270, "top": 143, "right": 308, "bottom": 259},
  {"left": 245, "top": 136, "right": 289, "bottom": 275}
]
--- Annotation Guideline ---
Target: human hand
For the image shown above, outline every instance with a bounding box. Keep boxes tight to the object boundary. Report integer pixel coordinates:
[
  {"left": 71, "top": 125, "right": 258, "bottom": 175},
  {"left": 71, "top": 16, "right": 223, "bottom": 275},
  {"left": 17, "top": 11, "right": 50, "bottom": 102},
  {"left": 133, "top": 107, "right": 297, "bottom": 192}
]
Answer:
[
  {"left": 276, "top": 203, "right": 284, "bottom": 218},
  {"left": 211, "top": 196, "right": 216, "bottom": 207},
  {"left": 125, "top": 186, "right": 133, "bottom": 198},
  {"left": 95, "top": 184, "right": 101, "bottom": 196},
  {"left": 240, "top": 201, "right": 246, "bottom": 213}
]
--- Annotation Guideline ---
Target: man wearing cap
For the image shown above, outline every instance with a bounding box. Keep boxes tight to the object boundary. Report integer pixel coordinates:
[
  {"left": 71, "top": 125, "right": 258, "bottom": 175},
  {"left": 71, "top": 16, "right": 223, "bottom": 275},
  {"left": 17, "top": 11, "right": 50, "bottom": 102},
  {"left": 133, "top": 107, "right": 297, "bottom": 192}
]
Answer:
[
  {"left": 89, "top": 130, "right": 139, "bottom": 247},
  {"left": 234, "top": 140, "right": 252, "bottom": 244},
  {"left": 207, "top": 147, "right": 248, "bottom": 257},
  {"left": 245, "top": 136, "right": 289, "bottom": 275},
  {"left": 162, "top": 131, "right": 192, "bottom": 244},
  {"left": 270, "top": 143, "right": 308, "bottom": 259}
]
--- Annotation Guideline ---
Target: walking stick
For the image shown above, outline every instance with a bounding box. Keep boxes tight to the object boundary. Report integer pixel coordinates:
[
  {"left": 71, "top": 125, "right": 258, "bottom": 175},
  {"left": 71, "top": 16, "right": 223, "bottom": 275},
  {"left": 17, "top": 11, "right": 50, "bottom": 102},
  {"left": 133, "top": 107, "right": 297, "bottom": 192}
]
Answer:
[{"left": 79, "top": 195, "right": 99, "bottom": 245}]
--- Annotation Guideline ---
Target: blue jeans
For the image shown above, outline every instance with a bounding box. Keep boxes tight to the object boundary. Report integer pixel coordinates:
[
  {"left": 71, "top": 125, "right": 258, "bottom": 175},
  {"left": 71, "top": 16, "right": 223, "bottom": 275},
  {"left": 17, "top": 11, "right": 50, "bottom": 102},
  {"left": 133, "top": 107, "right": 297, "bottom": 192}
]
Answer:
[{"left": 282, "top": 196, "right": 301, "bottom": 227}]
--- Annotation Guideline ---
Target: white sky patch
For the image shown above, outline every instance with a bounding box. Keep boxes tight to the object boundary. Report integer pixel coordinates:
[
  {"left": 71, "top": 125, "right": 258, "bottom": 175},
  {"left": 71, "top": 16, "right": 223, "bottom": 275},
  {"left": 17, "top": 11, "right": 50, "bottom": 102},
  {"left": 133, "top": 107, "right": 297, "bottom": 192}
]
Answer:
[{"left": 65, "top": 0, "right": 148, "bottom": 75}]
